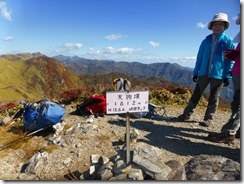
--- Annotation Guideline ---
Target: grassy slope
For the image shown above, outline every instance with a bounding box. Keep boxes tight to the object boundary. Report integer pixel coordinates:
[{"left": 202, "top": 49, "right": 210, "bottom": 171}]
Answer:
[
  {"left": 0, "top": 56, "right": 83, "bottom": 103},
  {"left": 0, "top": 58, "right": 37, "bottom": 101}
]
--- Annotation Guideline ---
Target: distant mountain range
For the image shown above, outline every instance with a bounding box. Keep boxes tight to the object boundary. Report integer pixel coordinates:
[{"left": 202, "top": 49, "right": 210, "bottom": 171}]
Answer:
[
  {"left": 53, "top": 55, "right": 233, "bottom": 101},
  {"left": 0, "top": 53, "right": 233, "bottom": 102}
]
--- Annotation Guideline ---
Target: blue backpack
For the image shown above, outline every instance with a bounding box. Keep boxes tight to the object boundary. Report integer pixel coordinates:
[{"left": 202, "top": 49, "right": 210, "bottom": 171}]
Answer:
[{"left": 22, "top": 100, "right": 66, "bottom": 132}]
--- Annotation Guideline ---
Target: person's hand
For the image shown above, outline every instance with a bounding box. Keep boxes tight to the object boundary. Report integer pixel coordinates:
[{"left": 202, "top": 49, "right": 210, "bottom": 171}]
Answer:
[
  {"left": 227, "top": 71, "right": 232, "bottom": 77},
  {"left": 223, "top": 79, "right": 230, "bottom": 87},
  {"left": 192, "top": 75, "right": 198, "bottom": 82},
  {"left": 224, "top": 49, "right": 240, "bottom": 61}
]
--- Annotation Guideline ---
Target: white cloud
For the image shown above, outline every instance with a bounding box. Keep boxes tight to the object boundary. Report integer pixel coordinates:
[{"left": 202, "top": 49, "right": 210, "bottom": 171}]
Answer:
[
  {"left": 2, "top": 36, "right": 13, "bottom": 41},
  {"left": 88, "top": 48, "right": 101, "bottom": 54},
  {"left": 149, "top": 41, "right": 160, "bottom": 47},
  {"left": 54, "top": 49, "right": 61, "bottom": 54},
  {"left": 105, "top": 34, "right": 126, "bottom": 41},
  {"left": 104, "top": 46, "right": 142, "bottom": 54},
  {"left": 232, "top": 15, "right": 239, "bottom": 21},
  {"left": 167, "top": 56, "right": 196, "bottom": 66},
  {"left": 118, "top": 47, "right": 141, "bottom": 54},
  {"left": 46, "top": 43, "right": 83, "bottom": 56},
  {"left": 104, "top": 46, "right": 116, "bottom": 54},
  {"left": 82, "top": 46, "right": 143, "bottom": 61},
  {"left": 64, "top": 43, "right": 83, "bottom": 49},
  {"left": 80, "top": 48, "right": 196, "bottom": 68},
  {"left": 196, "top": 22, "right": 207, "bottom": 29},
  {"left": 0, "top": 1, "right": 12, "bottom": 21}
]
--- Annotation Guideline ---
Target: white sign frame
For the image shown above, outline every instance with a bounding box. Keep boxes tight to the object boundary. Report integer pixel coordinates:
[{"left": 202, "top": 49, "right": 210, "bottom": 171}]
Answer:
[{"left": 106, "top": 91, "right": 149, "bottom": 114}]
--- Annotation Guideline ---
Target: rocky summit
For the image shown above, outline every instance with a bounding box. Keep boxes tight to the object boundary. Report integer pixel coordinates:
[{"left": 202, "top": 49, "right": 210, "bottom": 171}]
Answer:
[{"left": 0, "top": 105, "right": 240, "bottom": 180}]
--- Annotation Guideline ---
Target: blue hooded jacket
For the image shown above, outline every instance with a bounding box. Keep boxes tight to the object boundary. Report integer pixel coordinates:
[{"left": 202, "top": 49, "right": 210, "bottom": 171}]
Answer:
[{"left": 193, "top": 32, "right": 235, "bottom": 79}]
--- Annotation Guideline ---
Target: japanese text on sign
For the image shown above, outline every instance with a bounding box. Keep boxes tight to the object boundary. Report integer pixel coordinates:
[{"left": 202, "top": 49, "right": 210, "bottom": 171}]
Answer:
[{"left": 106, "top": 91, "right": 149, "bottom": 114}]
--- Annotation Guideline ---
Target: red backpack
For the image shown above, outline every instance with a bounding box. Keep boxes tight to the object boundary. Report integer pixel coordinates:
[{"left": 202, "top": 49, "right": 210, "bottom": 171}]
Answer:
[{"left": 76, "top": 95, "right": 106, "bottom": 116}]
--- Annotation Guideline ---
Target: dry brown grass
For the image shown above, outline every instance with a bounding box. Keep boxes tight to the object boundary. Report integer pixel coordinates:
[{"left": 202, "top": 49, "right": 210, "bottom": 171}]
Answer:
[
  {"left": 0, "top": 122, "right": 27, "bottom": 158},
  {"left": 0, "top": 119, "right": 56, "bottom": 162}
]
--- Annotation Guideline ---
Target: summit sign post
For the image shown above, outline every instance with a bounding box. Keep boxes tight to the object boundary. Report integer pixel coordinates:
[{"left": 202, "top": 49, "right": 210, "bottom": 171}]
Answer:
[
  {"left": 106, "top": 91, "right": 149, "bottom": 163},
  {"left": 106, "top": 91, "right": 149, "bottom": 114}
]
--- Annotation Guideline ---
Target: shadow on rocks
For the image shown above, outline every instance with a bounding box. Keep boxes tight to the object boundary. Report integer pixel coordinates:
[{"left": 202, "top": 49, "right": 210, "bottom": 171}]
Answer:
[{"left": 107, "top": 119, "right": 240, "bottom": 163}]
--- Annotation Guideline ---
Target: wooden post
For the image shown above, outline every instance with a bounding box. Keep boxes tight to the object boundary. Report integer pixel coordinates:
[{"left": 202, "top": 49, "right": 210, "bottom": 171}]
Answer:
[{"left": 126, "top": 112, "right": 130, "bottom": 164}]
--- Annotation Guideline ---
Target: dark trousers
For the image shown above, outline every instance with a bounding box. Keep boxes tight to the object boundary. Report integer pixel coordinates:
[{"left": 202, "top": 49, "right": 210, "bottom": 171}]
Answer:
[
  {"left": 221, "top": 75, "right": 240, "bottom": 135},
  {"left": 183, "top": 76, "right": 223, "bottom": 120}
]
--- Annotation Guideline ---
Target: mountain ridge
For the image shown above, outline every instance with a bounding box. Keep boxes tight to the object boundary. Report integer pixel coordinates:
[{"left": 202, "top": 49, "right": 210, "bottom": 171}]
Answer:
[
  {"left": 0, "top": 54, "right": 83, "bottom": 102},
  {"left": 0, "top": 53, "right": 233, "bottom": 103},
  {"left": 53, "top": 55, "right": 233, "bottom": 100}
]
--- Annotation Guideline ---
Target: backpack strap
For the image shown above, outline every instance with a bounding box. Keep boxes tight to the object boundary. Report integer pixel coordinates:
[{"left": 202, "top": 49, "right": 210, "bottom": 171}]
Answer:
[
  {"left": 123, "top": 79, "right": 131, "bottom": 91},
  {"left": 113, "top": 78, "right": 124, "bottom": 91}
]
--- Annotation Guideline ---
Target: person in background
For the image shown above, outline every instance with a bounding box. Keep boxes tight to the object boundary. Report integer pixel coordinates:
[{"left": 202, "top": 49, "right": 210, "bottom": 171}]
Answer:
[
  {"left": 208, "top": 13, "right": 240, "bottom": 143},
  {"left": 177, "top": 13, "right": 235, "bottom": 127}
]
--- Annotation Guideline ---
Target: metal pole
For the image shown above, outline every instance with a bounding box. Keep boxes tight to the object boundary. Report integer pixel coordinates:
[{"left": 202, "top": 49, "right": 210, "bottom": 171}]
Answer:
[{"left": 126, "top": 112, "right": 130, "bottom": 164}]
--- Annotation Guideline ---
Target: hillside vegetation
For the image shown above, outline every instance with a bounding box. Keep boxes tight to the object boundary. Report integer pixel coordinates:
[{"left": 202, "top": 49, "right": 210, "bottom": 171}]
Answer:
[
  {"left": 0, "top": 53, "right": 231, "bottom": 110},
  {"left": 54, "top": 55, "right": 234, "bottom": 101},
  {"left": 0, "top": 54, "right": 83, "bottom": 103}
]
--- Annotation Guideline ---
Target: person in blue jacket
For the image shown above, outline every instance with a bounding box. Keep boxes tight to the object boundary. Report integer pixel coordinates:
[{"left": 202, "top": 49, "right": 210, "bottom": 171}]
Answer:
[{"left": 178, "top": 13, "right": 235, "bottom": 127}]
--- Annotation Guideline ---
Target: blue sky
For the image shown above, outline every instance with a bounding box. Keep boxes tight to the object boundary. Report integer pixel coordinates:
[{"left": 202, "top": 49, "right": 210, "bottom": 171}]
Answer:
[{"left": 0, "top": 0, "right": 241, "bottom": 68}]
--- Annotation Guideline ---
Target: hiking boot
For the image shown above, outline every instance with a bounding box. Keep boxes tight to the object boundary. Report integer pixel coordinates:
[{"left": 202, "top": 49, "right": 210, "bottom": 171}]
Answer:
[
  {"left": 199, "top": 119, "right": 212, "bottom": 127},
  {"left": 208, "top": 133, "right": 235, "bottom": 144},
  {"left": 177, "top": 114, "right": 190, "bottom": 121},
  {"left": 236, "top": 128, "right": 240, "bottom": 139}
]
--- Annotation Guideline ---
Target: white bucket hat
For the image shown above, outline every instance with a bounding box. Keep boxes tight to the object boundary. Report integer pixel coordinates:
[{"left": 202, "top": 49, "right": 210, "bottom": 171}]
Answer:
[{"left": 208, "top": 13, "right": 230, "bottom": 30}]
